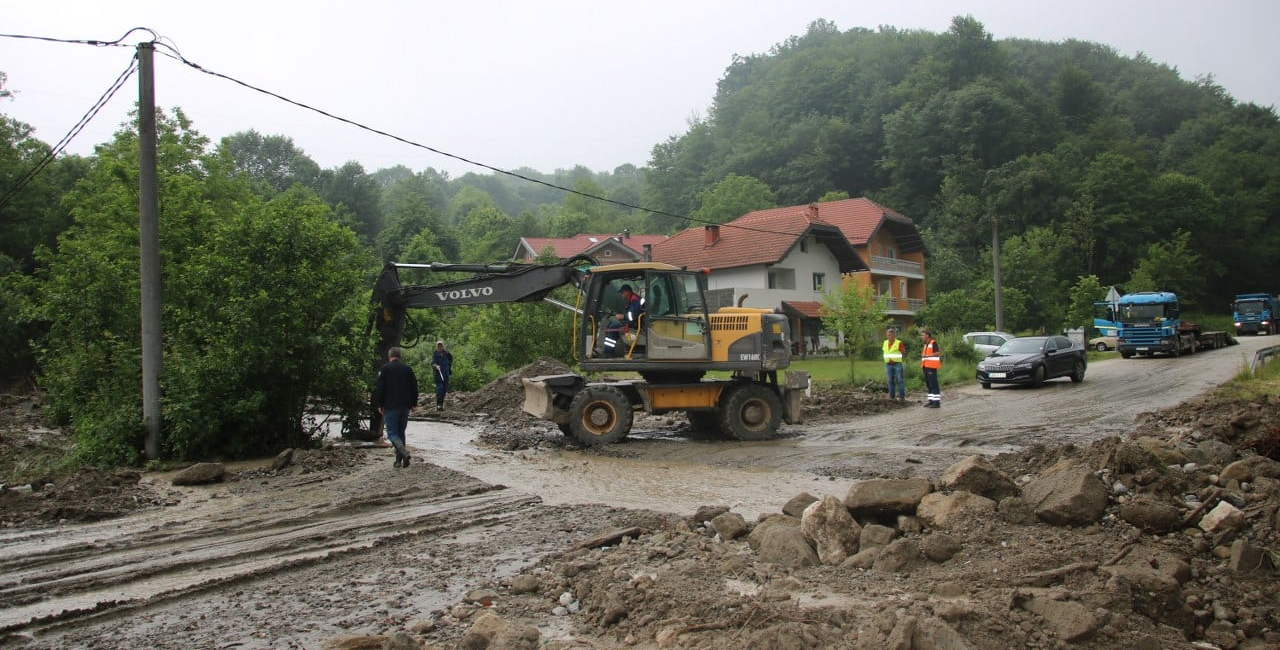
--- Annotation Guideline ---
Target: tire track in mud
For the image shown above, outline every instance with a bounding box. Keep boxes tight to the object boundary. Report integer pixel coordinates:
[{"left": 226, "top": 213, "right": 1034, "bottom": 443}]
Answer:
[{"left": 0, "top": 474, "right": 538, "bottom": 635}]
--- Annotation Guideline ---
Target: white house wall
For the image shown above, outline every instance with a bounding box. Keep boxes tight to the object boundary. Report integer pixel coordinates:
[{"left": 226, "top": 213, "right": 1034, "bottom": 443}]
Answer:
[{"left": 704, "top": 236, "right": 843, "bottom": 310}]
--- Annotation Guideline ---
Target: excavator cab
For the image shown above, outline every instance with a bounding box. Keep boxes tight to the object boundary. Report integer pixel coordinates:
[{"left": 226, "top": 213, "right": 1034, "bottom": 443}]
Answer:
[{"left": 577, "top": 264, "right": 712, "bottom": 367}]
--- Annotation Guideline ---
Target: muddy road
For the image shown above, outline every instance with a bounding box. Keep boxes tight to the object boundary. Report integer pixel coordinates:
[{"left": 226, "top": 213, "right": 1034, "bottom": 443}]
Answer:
[
  {"left": 0, "top": 335, "right": 1271, "bottom": 649},
  {"left": 406, "top": 336, "right": 1269, "bottom": 521}
]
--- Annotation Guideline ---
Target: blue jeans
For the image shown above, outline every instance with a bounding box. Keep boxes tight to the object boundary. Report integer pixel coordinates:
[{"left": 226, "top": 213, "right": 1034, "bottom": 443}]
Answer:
[
  {"left": 885, "top": 363, "right": 904, "bottom": 398},
  {"left": 383, "top": 408, "right": 409, "bottom": 459}
]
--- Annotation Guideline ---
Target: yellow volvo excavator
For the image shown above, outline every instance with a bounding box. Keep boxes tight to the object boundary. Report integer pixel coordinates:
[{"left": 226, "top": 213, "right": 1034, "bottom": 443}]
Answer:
[{"left": 367, "top": 256, "right": 808, "bottom": 445}]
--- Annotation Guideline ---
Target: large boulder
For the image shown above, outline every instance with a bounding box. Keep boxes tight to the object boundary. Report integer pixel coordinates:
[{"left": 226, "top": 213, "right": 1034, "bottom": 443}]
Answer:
[
  {"left": 710, "top": 511, "right": 749, "bottom": 540},
  {"left": 1219, "top": 455, "right": 1280, "bottom": 484},
  {"left": 754, "top": 523, "right": 820, "bottom": 568},
  {"left": 172, "top": 462, "right": 226, "bottom": 486},
  {"left": 1021, "top": 460, "right": 1108, "bottom": 526},
  {"left": 1012, "top": 589, "right": 1099, "bottom": 642},
  {"left": 800, "top": 495, "right": 861, "bottom": 565},
  {"left": 916, "top": 491, "right": 996, "bottom": 529},
  {"left": 746, "top": 514, "right": 798, "bottom": 552},
  {"left": 844, "top": 478, "right": 933, "bottom": 518},
  {"left": 781, "top": 492, "right": 819, "bottom": 518},
  {"left": 1118, "top": 500, "right": 1183, "bottom": 533},
  {"left": 940, "top": 455, "right": 1019, "bottom": 500},
  {"left": 871, "top": 538, "right": 919, "bottom": 573}
]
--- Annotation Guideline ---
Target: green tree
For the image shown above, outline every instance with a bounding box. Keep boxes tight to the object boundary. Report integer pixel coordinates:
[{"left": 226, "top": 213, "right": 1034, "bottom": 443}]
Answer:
[
  {"left": 1125, "top": 231, "right": 1205, "bottom": 307},
  {"left": 34, "top": 110, "right": 369, "bottom": 464},
  {"left": 917, "top": 281, "right": 1029, "bottom": 333},
  {"left": 456, "top": 204, "right": 519, "bottom": 263},
  {"left": 1065, "top": 275, "right": 1106, "bottom": 334},
  {"left": 375, "top": 172, "right": 451, "bottom": 262},
  {"left": 217, "top": 130, "right": 320, "bottom": 194},
  {"left": 996, "top": 226, "right": 1074, "bottom": 333},
  {"left": 690, "top": 174, "right": 776, "bottom": 224},
  {"left": 318, "top": 161, "right": 382, "bottom": 245},
  {"left": 820, "top": 280, "right": 888, "bottom": 379}
]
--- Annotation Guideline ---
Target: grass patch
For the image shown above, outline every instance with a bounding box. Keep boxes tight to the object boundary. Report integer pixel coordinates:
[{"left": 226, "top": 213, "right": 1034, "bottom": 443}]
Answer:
[
  {"left": 1217, "top": 351, "right": 1280, "bottom": 400},
  {"left": 0, "top": 437, "right": 76, "bottom": 485}
]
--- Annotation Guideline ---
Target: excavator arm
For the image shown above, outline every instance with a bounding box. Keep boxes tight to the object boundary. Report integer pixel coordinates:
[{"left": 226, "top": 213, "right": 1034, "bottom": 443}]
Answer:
[
  {"left": 351, "top": 256, "right": 593, "bottom": 440},
  {"left": 370, "top": 255, "right": 593, "bottom": 360}
]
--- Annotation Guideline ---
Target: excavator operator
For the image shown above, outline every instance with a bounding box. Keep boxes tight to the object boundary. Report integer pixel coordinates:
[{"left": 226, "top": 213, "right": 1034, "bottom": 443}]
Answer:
[{"left": 602, "top": 283, "right": 643, "bottom": 356}]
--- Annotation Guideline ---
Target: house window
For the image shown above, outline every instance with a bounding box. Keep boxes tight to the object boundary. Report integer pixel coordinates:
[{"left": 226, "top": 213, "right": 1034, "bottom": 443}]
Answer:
[
  {"left": 877, "top": 279, "right": 891, "bottom": 296},
  {"left": 768, "top": 272, "right": 778, "bottom": 289},
  {"left": 800, "top": 238, "right": 809, "bottom": 253},
  {"left": 603, "top": 250, "right": 612, "bottom": 257},
  {"left": 899, "top": 279, "right": 907, "bottom": 300},
  {"left": 812, "top": 273, "right": 825, "bottom": 292},
  {"left": 885, "top": 248, "right": 897, "bottom": 259}
]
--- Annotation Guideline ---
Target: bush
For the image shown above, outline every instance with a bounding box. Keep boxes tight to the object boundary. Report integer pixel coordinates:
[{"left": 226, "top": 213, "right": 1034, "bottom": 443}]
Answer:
[{"left": 34, "top": 121, "right": 370, "bottom": 464}]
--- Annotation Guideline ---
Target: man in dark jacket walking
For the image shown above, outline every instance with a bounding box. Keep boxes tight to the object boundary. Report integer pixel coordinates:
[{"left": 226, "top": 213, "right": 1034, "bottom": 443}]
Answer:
[
  {"left": 431, "top": 340, "right": 453, "bottom": 411},
  {"left": 373, "top": 346, "right": 418, "bottom": 467}
]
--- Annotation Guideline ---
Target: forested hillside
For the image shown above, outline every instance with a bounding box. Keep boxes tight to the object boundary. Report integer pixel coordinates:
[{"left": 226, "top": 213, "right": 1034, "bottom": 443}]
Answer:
[
  {"left": 644, "top": 16, "right": 1279, "bottom": 331},
  {"left": 1, "top": 15, "right": 1277, "bottom": 461}
]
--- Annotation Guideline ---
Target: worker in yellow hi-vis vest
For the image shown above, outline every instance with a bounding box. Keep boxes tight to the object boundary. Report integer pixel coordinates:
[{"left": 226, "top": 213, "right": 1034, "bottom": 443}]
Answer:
[{"left": 882, "top": 328, "right": 905, "bottom": 402}]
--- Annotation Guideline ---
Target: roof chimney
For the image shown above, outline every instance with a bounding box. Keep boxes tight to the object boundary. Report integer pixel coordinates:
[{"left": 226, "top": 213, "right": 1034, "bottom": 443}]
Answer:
[
  {"left": 642, "top": 243, "right": 652, "bottom": 261},
  {"left": 705, "top": 224, "right": 721, "bottom": 246},
  {"left": 808, "top": 203, "right": 819, "bottom": 219}
]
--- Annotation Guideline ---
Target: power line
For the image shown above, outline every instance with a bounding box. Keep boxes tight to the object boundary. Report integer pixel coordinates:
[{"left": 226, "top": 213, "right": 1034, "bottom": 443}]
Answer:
[
  {"left": 0, "top": 51, "right": 138, "bottom": 212},
  {"left": 149, "top": 42, "right": 808, "bottom": 239},
  {"left": 0, "top": 29, "right": 908, "bottom": 244}
]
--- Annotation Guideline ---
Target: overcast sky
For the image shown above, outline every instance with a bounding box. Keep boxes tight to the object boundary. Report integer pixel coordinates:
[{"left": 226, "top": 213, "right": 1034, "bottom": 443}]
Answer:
[{"left": 3, "top": 1, "right": 1277, "bottom": 178}]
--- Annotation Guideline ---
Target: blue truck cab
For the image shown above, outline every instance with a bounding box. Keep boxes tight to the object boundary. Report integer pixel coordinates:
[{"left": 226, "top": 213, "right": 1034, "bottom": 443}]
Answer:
[
  {"left": 1231, "top": 292, "right": 1278, "bottom": 336},
  {"left": 1116, "top": 291, "right": 1190, "bottom": 358}
]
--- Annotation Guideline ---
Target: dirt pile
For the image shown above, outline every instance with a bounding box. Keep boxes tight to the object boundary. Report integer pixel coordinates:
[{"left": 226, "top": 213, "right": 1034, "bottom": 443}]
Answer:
[
  {"left": 399, "top": 393, "right": 1280, "bottom": 650},
  {"left": 0, "top": 468, "right": 171, "bottom": 527}
]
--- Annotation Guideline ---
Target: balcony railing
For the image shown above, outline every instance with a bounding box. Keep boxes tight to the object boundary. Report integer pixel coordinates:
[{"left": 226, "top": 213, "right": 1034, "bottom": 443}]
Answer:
[
  {"left": 868, "top": 255, "right": 922, "bottom": 276},
  {"left": 872, "top": 295, "right": 926, "bottom": 313}
]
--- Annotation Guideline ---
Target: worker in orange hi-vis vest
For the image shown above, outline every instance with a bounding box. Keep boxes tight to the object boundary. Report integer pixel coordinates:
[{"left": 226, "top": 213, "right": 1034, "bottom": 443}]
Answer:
[{"left": 920, "top": 329, "right": 942, "bottom": 408}]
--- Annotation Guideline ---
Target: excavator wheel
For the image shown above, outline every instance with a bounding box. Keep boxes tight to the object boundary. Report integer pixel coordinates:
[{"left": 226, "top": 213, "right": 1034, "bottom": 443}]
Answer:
[
  {"left": 567, "top": 386, "right": 633, "bottom": 446},
  {"left": 719, "top": 383, "right": 782, "bottom": 441}
]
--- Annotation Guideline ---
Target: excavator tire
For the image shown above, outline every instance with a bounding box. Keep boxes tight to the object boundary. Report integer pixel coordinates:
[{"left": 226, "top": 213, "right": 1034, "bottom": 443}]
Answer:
[
  {"left": 719, "top": 383, "right": 782, "bottom": 441},
  {"left": 568, "top": 385, "right": 633, "bottom": 446}
]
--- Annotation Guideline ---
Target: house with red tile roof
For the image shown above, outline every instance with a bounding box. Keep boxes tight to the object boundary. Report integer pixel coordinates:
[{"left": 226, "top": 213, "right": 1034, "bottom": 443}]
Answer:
[
  {"left": 513, "top": 231, "right": 669, "bottom": 265},
  {"left": 650, "top": 197, "right": 927, "bottom": 348}
]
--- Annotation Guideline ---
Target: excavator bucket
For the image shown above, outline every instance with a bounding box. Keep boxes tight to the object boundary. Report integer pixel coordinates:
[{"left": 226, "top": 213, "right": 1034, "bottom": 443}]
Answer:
[
  {"left": 521, "top": 373, "right": 585, "bottom": 422},
  {"left": 521, "top": 377, "right": 556, "bottom": 420},
  {"left": 781, "top": 370, "right": 809, "bottom": 425}
]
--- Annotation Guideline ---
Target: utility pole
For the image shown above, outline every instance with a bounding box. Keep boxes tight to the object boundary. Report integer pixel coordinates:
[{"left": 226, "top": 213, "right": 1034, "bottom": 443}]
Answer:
[
  {"left": 992, "top": 216, "right": 1004, "bottom": 332},
  {"left": 138, "top": 42, "right": 162, "bottom": 460}
]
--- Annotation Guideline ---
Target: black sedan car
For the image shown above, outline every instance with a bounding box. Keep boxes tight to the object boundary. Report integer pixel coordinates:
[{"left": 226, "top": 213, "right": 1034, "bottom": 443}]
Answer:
[{"left": 976, "top": 335, "right": 1087, "bottom": 388}]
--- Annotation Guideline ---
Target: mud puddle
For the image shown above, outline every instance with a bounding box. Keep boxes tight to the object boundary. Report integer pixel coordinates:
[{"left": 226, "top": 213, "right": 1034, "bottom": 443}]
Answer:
[{"left": 404, "top": 421, "right": 837, "bottom": 521}]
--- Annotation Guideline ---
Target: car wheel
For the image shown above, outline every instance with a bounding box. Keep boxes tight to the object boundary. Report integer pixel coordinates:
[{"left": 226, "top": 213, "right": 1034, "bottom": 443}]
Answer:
[
  {"left": 1120, "top": 351, "right": 1132, "bottom": 359},
  {"left": 1070, "top": 359, "right": 1085, "bottom": 383},
  {"left": 981, "top": 382, "right": 990, "bottom": 389},
  {"left": 1031, "top": 364, "right": 1046, "bottom": 387},
  {"left": 1095, "top": 342, "right": 1108, "bottom": 352}
]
